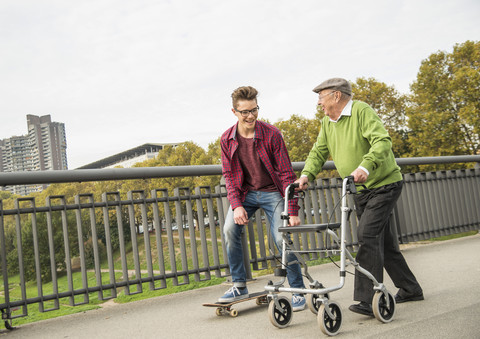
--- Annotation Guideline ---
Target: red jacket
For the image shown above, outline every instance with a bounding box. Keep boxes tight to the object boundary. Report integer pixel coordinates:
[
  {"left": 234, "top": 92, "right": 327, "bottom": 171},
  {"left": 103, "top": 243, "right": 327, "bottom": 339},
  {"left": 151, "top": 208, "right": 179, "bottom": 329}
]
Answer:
[{"left": 220, "top": 120, "right": 299, "bottom": 215}]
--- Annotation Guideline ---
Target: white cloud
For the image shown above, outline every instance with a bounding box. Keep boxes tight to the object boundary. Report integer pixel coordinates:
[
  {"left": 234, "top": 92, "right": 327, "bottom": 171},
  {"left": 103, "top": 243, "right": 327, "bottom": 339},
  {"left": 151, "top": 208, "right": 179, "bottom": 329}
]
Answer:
[{"left": 0, "top": 0, "right": 479, "bottom": 168}]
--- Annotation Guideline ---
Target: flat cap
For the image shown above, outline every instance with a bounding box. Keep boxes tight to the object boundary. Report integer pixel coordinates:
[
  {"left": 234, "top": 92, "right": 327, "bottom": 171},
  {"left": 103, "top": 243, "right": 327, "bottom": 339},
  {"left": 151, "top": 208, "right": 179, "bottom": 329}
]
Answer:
[{"left": 312, "top": 78, "right": 352, "bottom": 96}]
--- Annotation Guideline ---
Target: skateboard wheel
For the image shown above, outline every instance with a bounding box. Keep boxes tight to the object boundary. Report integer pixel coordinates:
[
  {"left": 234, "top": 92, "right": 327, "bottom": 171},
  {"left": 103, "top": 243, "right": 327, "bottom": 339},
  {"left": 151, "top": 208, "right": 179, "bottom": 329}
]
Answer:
[
  {"left": 256, "top": 296, "right": 267, "bottom": 305},
  {"left": 216, "top": 308, "right": 223, "bottom": 316},
  {"left": 230, "top": 309, "right": 238, "bottom": 317}
]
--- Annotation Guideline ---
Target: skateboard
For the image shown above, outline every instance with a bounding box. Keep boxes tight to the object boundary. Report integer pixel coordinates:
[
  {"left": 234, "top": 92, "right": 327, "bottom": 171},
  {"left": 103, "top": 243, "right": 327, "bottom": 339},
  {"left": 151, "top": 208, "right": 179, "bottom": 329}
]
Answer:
[{"left": 203, "top": 291, "right": 270, "bottom": 317}]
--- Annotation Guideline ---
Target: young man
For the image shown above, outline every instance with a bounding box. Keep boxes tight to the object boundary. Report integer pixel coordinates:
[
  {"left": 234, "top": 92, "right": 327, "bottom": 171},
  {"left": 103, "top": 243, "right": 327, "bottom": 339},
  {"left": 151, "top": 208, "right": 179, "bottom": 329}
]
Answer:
[
  {"left": 295, "top": 78, "right": 423, "bottom": 316},
  {"left": 219, "top": 86, "right": 306, "bottom": 311}
]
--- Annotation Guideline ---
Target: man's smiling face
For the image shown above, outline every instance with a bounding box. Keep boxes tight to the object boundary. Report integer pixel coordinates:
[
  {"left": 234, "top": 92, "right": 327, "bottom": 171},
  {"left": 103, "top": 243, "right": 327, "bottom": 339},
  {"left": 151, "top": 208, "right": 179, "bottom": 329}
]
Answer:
[{"left": 232, "top": 99, "right": 258, "bottom": 132}]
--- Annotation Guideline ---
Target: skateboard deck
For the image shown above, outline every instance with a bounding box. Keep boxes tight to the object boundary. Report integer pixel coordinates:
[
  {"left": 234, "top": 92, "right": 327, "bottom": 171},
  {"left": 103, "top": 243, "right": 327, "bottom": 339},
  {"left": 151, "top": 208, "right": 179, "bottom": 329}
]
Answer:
[{"left": 203, "top": 291, "right": 270, "bottom": 317}]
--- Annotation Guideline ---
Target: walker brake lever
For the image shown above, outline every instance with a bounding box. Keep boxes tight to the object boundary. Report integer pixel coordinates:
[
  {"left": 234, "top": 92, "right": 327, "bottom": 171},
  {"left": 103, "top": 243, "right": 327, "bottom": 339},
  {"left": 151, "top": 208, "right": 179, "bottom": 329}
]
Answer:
[
  {"left": 288, "top": 183, "right": 300, "bottom": 200},
  {"left": 347, "top": 208, "right": 353, "bottom": 221},
  {"left": 345, "top": 176, "right": 357, "bottom": 194}
]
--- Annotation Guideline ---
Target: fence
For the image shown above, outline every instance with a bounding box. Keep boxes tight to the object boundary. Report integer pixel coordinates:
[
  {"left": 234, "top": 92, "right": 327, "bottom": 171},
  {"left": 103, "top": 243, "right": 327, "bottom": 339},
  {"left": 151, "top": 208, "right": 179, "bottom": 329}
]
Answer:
[{"left": 0, "top": 156, "right": 479, "bottom": 327}]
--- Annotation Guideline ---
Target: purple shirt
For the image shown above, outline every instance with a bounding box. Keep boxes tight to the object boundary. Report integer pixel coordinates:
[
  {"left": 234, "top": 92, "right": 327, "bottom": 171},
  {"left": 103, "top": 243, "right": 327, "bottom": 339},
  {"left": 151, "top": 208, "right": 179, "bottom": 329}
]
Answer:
[{"left": 237, "top": 133, "right": 277, "bottom": 192}]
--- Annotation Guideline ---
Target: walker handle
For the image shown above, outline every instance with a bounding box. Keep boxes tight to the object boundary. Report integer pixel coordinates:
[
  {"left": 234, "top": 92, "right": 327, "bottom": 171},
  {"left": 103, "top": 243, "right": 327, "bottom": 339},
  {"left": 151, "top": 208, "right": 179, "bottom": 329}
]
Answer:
[
  {"left": 345, "top": 176, "right": 357, "bottom": 194},
  {"left": 286, "top": 183, "right": 299, "bottom": 200}
]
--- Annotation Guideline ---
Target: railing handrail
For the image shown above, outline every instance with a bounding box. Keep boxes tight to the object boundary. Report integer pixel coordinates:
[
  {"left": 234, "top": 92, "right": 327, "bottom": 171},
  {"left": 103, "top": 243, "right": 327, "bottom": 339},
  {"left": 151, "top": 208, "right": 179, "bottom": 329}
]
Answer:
[{"left": 0, "top": 155, "right": 479, "bottom": 186}]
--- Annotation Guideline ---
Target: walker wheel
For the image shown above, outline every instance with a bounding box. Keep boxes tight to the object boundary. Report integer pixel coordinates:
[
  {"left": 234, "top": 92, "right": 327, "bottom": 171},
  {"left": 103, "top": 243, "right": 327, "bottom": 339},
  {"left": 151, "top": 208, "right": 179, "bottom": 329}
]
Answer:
[
  {"left": 268, "top": 296, "right": 293, "bottom": 328},
  {"left": 372, "top": 290, "right": 396, "bottom": 323},
  {"left": 317, "top": 301, "right": 342, "bottom": 336},
  {"left": 306, "top": 293, "right": 330, "bottom": 315}
]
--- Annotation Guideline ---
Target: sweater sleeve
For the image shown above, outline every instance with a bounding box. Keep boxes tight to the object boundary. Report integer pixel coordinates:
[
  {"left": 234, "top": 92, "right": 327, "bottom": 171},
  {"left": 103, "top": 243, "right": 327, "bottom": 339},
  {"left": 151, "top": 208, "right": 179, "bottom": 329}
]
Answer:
[
  {"left": 358, "top": 106, "right": 393, "bottom": 174},
  {"left": 270, "top": 131, "right": 300, "bottom": 216},
  {"left": 301, "top": 121, "right": 330, "bottom": 181}
]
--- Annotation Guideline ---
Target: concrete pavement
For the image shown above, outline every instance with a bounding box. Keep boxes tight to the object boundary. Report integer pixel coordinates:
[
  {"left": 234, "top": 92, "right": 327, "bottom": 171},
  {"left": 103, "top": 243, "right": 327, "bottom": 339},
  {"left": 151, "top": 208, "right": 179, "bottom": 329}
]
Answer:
[{"left": 1, "top": 233, "right": 479, "bottom": 338}]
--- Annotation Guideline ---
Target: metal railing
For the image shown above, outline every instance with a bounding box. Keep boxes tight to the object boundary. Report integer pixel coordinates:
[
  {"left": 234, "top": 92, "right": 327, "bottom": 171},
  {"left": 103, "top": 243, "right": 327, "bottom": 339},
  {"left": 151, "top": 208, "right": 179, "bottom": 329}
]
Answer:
[{"left": 0, "top": 155, "right": 479, "bottom": 326}]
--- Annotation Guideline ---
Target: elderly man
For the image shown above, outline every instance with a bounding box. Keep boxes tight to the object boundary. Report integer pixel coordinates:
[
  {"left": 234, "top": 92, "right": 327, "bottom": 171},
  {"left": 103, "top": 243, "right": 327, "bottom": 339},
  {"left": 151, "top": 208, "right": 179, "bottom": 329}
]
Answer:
[{"left": 295, "top": 78, "right": 423, "bottom": 316}]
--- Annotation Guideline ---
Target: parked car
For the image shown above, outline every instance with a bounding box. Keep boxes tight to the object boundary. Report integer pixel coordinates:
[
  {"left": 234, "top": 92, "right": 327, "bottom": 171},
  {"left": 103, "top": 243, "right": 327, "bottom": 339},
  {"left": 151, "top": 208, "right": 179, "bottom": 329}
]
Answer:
[
  {"left": 171, "top": 223, "right": 190, "bottom": 230},
  {"left": 203, "top": 220, "right": 219, "bottom": 227},
  {"left": 306, "top": 208, "right": 326, "bottom": 216}
]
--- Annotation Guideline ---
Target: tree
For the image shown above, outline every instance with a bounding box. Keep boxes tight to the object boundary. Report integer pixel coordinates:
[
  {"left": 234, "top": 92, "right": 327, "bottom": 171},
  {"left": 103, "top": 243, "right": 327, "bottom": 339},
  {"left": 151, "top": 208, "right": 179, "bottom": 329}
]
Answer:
[
  {"left": 197, "top": 137, "right": 222, "bottom": 189},
  {"left": 0, "top": 191, "right": 13, "bottom": 200},
  {"left": 351, "top": 77, "right": 411, "bottom": 157},
  {"left": 408, "top": 40, "right": 480, "bottom": 156},
  {"left": 13, "top": 213, "right": 70, "bottom": 282},
  {"left": 129, "top": 142, "right": 222, "bottom": 229},
  {"left": 145, "top": 142, "right": 214, "bottom": 190},
  {"left": 274, "top": 114, "right": 321, "bottom": 162}
]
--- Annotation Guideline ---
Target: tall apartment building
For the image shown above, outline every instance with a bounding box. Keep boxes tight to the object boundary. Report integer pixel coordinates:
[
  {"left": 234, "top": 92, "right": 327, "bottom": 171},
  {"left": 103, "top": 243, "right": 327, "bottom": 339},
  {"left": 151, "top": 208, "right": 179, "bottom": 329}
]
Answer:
[{"left": 0, "top": 115, "right": 67, "bottom": 195}]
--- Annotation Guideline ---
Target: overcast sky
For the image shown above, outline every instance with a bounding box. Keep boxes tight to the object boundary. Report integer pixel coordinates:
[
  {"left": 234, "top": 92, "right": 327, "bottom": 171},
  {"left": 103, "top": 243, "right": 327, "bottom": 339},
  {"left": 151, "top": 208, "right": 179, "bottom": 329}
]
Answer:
[{"left": 1, "top": 0, "right": 479, "bottom": 169}]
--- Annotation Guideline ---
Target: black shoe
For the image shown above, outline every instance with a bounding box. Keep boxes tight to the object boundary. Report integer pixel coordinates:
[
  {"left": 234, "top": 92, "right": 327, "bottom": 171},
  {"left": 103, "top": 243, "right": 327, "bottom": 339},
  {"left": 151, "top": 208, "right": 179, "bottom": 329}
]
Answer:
[
  {"left": 348, "top": 302, "right": 373, "bottom": 316},
  {"left": 395, "top": 291, "right": 424, "bottom": 303}
]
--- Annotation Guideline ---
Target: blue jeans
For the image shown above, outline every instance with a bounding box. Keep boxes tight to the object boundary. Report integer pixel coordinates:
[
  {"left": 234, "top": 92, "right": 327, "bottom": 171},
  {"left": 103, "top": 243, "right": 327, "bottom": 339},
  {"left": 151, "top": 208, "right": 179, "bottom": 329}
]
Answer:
[{"left": 223, "top": 190, "right": 305, "bottom": 289}]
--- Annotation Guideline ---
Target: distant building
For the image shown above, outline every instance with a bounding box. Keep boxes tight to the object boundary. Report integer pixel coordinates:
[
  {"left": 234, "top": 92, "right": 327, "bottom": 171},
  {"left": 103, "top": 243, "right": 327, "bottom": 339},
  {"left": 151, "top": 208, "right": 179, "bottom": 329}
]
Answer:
[
  {"left": 0, "top": 115, "right": 67, "bottom": 195},
  {"left": 77, "top": 143, "right": 180, "bottom": 169},
  {"left": 26, "top": 115, "right": 68, "bottom": 171}
]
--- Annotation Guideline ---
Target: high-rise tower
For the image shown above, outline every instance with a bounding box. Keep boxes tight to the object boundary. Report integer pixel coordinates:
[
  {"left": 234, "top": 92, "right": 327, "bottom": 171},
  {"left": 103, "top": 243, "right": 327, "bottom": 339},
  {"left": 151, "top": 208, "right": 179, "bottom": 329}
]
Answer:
[
  {"left": 27, "top": 115, "right": 68, "bottom": 171},
  {"left": 0, "top": 115, "right": 67, "bottom": 195}
]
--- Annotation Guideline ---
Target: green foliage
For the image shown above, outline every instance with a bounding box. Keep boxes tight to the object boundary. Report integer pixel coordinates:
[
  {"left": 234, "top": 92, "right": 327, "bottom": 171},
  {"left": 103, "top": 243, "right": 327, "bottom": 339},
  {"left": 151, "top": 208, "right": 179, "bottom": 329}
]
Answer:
[
  {"left": 206, "top": 137, "right": 222, "bottom": 164},
  {"left": 0, "top": 191, "right": 13, "bottom": 200},
  {"left": 142, "top": 141, "right": 221, "bottom": 190},
  {"left": 83, "top": 238, "right": 107, "bottom": 269},
  {"left": 430, "top": 230, "right": 478, "bottom": 242},
  {"left": 408, "top": 40, "right": 480, "bottom": 157},
  {"left": 351, "top": 77, "right": 411, "bottom": 158},
  {"left": 10, "top": 213, "right": 71, "bottom": 282},
  {"left": 274, "top": 114, "right": 321, "bottom": 162}
]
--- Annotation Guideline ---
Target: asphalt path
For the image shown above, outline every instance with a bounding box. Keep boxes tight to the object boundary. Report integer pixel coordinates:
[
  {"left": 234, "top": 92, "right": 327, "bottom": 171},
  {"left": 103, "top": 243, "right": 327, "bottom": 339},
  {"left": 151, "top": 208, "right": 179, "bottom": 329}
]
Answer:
[{"left": 1, "top": 233, "right": 479, "bottom": 338}]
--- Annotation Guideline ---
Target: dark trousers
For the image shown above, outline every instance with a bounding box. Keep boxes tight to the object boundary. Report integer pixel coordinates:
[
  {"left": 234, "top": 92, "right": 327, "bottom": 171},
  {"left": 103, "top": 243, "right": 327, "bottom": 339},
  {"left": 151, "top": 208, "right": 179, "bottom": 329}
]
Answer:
[{"left": 353, "top": 181, "right": 422, "bottom": 303}]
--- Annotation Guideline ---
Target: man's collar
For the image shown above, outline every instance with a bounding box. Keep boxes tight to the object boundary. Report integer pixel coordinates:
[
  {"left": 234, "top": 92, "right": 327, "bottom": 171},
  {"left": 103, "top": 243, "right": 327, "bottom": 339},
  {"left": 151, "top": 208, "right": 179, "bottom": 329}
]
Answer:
[
  {"left": 229, "top": 120, "right": 264, "bottom": 140},
  {"left": 329, "top": 100, "right": 353, "bottom": 122}
]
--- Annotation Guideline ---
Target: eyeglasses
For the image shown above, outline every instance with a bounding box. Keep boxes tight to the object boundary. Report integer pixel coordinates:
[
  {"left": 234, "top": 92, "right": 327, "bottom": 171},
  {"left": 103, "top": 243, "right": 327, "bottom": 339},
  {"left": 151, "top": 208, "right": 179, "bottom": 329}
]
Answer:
[
  {"left": 234, "top": 106, "right": 259, "bottom": 117},
  {"left": 318, "top": 91, "right": 336, "bottom": 101}
]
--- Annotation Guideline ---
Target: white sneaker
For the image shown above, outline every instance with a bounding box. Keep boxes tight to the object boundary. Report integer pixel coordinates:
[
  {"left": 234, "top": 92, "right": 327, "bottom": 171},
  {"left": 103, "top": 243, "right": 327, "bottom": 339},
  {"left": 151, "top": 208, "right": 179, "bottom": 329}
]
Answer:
[{"left": 292, "top": 294, "right": 306, "bottom": 311}]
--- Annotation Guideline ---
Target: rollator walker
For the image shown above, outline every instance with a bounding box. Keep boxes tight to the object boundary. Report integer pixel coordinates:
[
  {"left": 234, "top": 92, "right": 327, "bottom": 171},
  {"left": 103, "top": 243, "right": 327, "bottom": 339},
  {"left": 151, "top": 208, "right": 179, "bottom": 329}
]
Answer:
[{"left": 264, "top": 176, "right": 396, "bottom": 336}]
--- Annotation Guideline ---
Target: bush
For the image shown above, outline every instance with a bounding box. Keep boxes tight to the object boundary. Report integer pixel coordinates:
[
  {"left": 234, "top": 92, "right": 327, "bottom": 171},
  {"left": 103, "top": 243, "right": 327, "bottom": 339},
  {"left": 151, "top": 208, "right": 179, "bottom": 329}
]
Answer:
[{"left": 83, "top": 237, "right": 107, "bottom": 269}]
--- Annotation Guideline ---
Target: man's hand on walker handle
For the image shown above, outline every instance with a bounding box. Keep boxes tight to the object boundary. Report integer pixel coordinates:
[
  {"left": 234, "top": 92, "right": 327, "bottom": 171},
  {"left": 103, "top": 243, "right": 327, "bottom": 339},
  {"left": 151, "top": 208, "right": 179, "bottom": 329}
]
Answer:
[
  {"left": 289, "top": 215, "right": 300, "bottom": 226},
  {"left": 351, "top": 167, "right": 368, "bottom": 183},
  {"left": 294, "top": 176, "right": 309, "bottom": 190}
]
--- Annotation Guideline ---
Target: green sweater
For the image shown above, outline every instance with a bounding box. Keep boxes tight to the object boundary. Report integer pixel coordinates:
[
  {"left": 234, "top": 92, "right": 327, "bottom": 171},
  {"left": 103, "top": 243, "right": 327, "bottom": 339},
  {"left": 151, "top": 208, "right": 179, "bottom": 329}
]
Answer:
[{"left": 302, "top": 100, "right": 402, "bottom": 189}]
